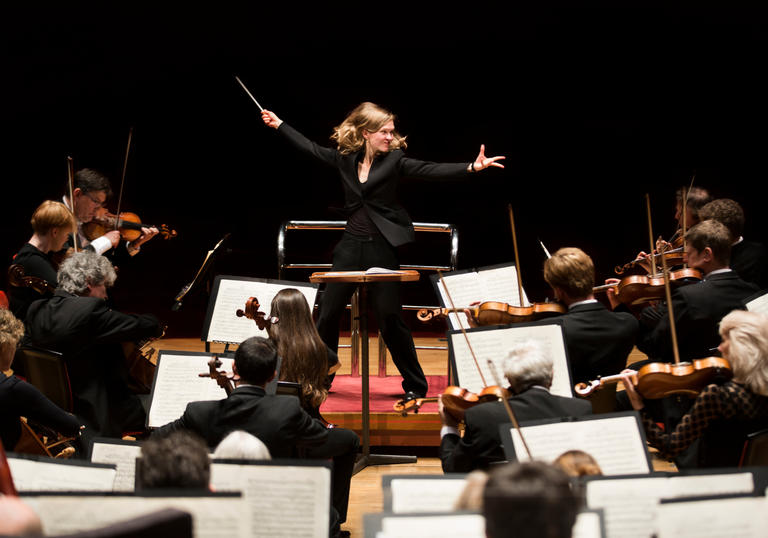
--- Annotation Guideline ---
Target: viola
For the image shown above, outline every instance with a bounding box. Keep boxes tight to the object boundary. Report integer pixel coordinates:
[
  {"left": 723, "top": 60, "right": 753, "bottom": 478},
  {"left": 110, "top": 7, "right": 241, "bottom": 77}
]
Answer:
[
  {"left": 82, "top": 209, "right": 177, "bottom": 242},
  {"left": 235, "top": 297, "right": 278, "bottom": 330},
  {"left": 7, "top": 264, "right": 56, "bottom": 295},
  {"left": 593, "top": 267, "right": 702, "bottom": 307},
  {"left": 417, "top": 301, "right": 565, "bottom": 326},
  {"left": 614, "top": 245, "right": 685, "bottom": 275},
  {"left": 393, "top": 385, "right": 510, "bottom": 420},
  {"left": 575, "top": 356, "right": 732, "bottom": 399}
]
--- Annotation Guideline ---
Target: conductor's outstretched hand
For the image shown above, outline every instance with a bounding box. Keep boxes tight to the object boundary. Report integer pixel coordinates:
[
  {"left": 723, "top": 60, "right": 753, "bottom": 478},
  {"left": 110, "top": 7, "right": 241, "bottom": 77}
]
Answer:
[
  {"left": 261, "top": 110, "right": 283, "bottom": 129},
  {"left": 472, "top": 145, "right": 505, "bottom": 171}
]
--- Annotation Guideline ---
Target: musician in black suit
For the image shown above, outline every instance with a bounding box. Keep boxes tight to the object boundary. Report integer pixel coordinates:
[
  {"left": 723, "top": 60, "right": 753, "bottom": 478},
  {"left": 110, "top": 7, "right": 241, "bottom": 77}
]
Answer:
[
  {"left": 699, "top": 198, "right": 768, "bottom": 290},
  {"left": 540, "top": 247, "right": 638, "bottom": 384},
  {"left": 153, "top": 336, "right": 359, "bottom": 534},
  {"left": 626, "top": 220, "right": 759, "bottom": 363},
  {"left": 262, "top": 103, "right": 504, "bottom": 399},
  {"left": 439, "top": 341, "right": 592, "bottom": 473},
  {"left": 24, "top": 251, "right": 162, "bottom": 443}
]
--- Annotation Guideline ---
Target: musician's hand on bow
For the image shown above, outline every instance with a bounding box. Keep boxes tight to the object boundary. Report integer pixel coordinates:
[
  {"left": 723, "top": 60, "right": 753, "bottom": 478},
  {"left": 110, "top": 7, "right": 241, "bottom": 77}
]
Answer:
[
  {"left": 619, "top": 369, "right": 644, "bottom": 410},
  {"left": 471, "top": 144, "right": 505, "bottom": 171},
  {"left": 103, "top": 230, "right": 121, "bottom": 249},
  {"left": 604, "top": 278, "right": 621, "bottom": 310},
  {"left": 438, "top": 397, "right": 459, "bottom": 428},
  {"left": 262, "top": 110, "right": 283, "bottom": 129},
  {"left": 463, "top": 300, "right": 481, "bottom": 328}
]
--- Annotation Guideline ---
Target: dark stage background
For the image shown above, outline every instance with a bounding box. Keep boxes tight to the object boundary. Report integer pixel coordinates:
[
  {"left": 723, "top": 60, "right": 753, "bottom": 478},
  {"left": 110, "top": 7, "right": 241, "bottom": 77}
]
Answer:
[{"left": 3, "top": 6, "right": 768, "bottom": 338}]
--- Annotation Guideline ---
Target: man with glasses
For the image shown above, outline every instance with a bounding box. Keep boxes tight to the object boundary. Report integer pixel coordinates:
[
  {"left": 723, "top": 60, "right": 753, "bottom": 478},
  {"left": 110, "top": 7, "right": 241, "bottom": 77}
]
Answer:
[{"left": 62, "top": 168, "right": 158, "bottom": 257}]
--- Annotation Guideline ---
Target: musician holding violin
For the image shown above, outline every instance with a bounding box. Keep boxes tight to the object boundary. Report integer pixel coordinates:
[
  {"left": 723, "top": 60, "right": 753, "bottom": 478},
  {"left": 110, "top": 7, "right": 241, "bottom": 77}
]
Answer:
[
  {"left": 439, "top": 341, "right": 592, "bottom": 473},
  {"left": 620, "top": 309, "right": 768, "bottom": 468},
  {"left": 7, "top": 201, "right": 75, "bottom": 320}
]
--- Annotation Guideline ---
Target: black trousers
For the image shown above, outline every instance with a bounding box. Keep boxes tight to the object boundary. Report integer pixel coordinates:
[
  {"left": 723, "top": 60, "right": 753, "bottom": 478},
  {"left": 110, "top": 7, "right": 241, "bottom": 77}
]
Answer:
[
  {"left": 305, "top": 426, "right": 360, "bottom": 524},
  {"left": 316, "top": 233, "right": 428, "bottom": 396}
]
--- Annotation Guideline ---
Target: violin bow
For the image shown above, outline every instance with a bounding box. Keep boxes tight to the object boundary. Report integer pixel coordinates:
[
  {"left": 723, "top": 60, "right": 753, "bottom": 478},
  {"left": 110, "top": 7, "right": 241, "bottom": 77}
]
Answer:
[
  {"left": 114, "top": 126, "right": 133, "bottom": 232},
  {"left": 644, "top": 194, "right": 658, "bottom": 277},
  {"left": 538, "top": 238, "right": 552, "bottom": 260},
  {"left": 508, "top": 204, "right": 527, "bottom": 308},
  {"left": 659, "top": 233, "right": 683, "bottom": 366},
  {"left": 66, "top": 156, "right": 78, "bottom": 253}
]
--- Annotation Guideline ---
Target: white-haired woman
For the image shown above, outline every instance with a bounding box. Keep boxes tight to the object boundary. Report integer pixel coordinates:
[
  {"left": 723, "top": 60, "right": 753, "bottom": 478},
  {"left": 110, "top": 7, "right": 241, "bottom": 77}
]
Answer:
[
  {"left": 621, "top": 309, "right": 768, "bottom": 467},
  {"left": 262, "top": 103, "right": 504, "bottom": 400}
]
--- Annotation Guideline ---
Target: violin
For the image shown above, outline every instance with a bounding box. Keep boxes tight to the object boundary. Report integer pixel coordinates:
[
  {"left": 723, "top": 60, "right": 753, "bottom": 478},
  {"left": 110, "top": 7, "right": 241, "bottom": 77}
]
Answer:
[
  {"left": 235, "top": 297, "right": 278, "bottom": 330},
  {"left": 593, "top": 267, "right": 702, "bottom": 307},
  {"left": 417, "top": 301, "right": 565, "bottom": 326},
  {"left": 198, "top": 356, "right": 238, "bottom": 396},
  {"left": 575, "top": 356, "right": 733, "bottom": 399},
  {"left": 394, "top": 385, "right": 509, "bottom": 420},
  {"left": 82, "top": 209, "right": 177, "bottom": 242},
  {"left": 615, "top": 245, "right": 685, "bottom": 275},
  {"left": 7, "top": 264, "right": 56, "bottom": 295}
]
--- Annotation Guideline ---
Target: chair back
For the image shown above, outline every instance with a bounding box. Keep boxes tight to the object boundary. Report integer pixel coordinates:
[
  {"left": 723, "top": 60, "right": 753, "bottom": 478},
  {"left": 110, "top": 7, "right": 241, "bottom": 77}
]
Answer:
[
  {"left": 16, "top": 347, "right": 73, "bottom": 412},
  {"left": 739, "top": 427, "right": 768, "bottom": 467}
]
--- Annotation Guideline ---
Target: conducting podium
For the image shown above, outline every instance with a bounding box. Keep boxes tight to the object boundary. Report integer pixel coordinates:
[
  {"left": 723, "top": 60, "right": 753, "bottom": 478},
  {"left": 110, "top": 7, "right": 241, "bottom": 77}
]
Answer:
[{"left": 310, "top": 268, "right": 420, "bottom": 474}]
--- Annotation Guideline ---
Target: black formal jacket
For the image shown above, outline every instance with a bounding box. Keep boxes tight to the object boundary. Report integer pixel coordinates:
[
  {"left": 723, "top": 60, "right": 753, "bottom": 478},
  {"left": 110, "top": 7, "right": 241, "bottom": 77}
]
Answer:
[
  {"left": 440, "top": 387, "right": 593, "bottom": 473},
  {"left": 7, "top": 243, "right": 57, "bottom": 320},
  {"left": 557, "top": 301, "right": 639, "bottom": 384},
  {"left": 637, "top": 270, "right": 758, "bottom": 362},
  {"left": 731, "top": 239, "right": 768, "bottom": 290},
  {"left": 277, "top": 123, "right": 471, "bottom": 247},
  {"left": 0, "top": 372, "right": 82, "bottom": 451},
  {"left": 153, "top": 385, "right": 329, "bottom": 456},
  {"left": 24, "top": 291, "right": 162, "bottom": 439}
]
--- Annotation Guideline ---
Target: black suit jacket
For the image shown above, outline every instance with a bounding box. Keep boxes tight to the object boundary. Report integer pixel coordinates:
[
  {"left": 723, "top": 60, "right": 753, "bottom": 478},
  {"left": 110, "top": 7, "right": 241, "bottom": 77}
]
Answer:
[
  {"left": 153, "top": 385, "right": 328, "bottom": 456},
  {"left": 440, "top": 388, "right": 593, "bottom": 472},
  {"left": 637, "top": 271, "right": 758, "bottom": 362},
  {"left": 24, "top": 291, "right": 162, "bottom": 438},
  {"left": 278, "top": 123, "right": 471, "bottom": 247},
  {"left": 557, "top": 302, "right": 639, "bottom": 383},
  {"left": 731, "top": 239, "right": 768, "bottom": 290}
]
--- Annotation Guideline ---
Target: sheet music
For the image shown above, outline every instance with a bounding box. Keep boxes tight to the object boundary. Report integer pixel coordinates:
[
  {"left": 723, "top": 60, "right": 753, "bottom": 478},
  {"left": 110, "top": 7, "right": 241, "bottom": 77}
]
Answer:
[
  {"left": 210, "top": 461, "right": 330, "bottom": 538},
  {"left": 206, "top": 277, "right": 317, "bottom": 344},
  {"left": 450, "top": 323, "right": 572, "bottom": 397},
  {"left": 436, "top": 265, "right": 527, "bottom": 330},
  {"left": 572, "top": 511, "right": 604, "bottom": 538},
  {"left": 148, "top": 352, "right": 234, "bottom": 428},
  {"left": 656, "top": 496, "right": 767, "bottom": 538},
  {"left": 23, "top": 494, "right": 245, "bottom": 538},
  {"left": 90, "top": 440, "right": 142, "bottom": 492},
  {"left": 8, "top": 457, "right": 116, "bottom": 492},
  {"left": 509, "top": 415, "right": 650, "bottom": 475},
  {"left": 390, "top": 478, "right": 468, "bottom": 513},
  {"left": 377, "top": 514, "right": 485, "bottom": 538},
  {"left": 746, "top": 291, "right": 768, "bottom": 315},
  {"left": 586, "top": 473, "right": 754, "bottom": 538}
]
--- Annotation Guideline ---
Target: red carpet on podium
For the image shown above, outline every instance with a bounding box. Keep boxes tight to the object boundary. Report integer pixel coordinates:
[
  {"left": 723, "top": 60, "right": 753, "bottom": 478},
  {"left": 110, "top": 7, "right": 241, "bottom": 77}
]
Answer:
[{"left": 320, "top": 374, "right": 448, "bottom": 414}]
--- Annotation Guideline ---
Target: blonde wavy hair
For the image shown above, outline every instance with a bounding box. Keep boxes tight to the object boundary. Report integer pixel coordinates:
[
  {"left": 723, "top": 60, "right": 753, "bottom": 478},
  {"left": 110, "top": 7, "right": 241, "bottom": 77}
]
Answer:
[
  {"left": 0, "top": 309, "right": 25, "bottom": 369},
  {"left": 719, "top": 310, "right": 768, "bottom": 396},
  {"left": 543, "top": 247, "right": 595, "bottom": 299},
  {"left": 331, "top": 102, "right": 407, "bottom": 155}
]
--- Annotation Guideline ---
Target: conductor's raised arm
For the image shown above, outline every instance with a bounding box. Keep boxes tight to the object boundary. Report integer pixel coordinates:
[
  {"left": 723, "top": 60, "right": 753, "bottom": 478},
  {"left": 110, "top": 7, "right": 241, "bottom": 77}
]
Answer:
[{"left": 469, "top": 144, "right": 505, "bottom": 172}]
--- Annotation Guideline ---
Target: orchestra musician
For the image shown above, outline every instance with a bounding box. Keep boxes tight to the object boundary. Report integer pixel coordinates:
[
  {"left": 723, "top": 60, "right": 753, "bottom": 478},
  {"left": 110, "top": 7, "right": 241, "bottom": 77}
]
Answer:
[
  {"left": 539, "top": 247, "right": 638, "bottom": 384},
  {"left": 620, "top": 309, "right": 768, "bottom": 468},
  {"left": 153, "top": 336, "right": 359, "bottom": 536},
  {"left": 62, "top": 168, "right": 158, "bottom": 257},
  {"left": 698, "top": 198, "right": 768, "bottom": 290},
  {"left": 261, "top": 102, "right": 505, "bottom": 401},
  {"left": 439, "top": 341, "right": 592, "bottom": 473},
  {"left": 264, "top": 288, "right": 339, "bottom": 419},
  {"left": 7, "top": 200, "right": 75, "bottom": 320},
  {"left": 23, "top": 251, "right": 163, "bottom": 444},
  {"left": 0, "top": 308, "right": 82, "bottom": 452}
]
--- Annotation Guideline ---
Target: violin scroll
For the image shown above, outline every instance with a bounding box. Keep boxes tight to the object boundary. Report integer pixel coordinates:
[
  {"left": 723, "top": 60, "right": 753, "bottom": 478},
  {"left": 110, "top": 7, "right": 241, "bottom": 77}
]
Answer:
[{"left": 236, "top": 297, "right": 278, "bottom": 330}]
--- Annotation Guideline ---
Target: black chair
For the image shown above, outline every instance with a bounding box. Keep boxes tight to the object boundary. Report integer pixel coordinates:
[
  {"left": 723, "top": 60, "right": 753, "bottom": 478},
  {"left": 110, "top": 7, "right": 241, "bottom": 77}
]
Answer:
[
  {"left": 51, "top": 508, "right": 193, "bottom": 538},
  {"left": 739, "top": 427, "right": 768, "bottom": 467},
  {"left": 15, "top": 346, "right": 73, "bottom": 412}
]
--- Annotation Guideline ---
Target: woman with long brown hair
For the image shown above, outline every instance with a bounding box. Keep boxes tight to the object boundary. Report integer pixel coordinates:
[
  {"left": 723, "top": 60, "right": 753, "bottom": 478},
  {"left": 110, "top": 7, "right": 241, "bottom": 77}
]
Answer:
[{"left": 266, "top": 288, "right": 339, "bottom": 417}]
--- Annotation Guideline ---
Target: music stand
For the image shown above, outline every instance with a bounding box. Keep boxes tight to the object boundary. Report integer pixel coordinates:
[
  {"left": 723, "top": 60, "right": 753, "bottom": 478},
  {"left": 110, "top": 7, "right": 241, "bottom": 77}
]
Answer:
[{"left": 310, "top": 270, "right": 420, "bottom": 474}]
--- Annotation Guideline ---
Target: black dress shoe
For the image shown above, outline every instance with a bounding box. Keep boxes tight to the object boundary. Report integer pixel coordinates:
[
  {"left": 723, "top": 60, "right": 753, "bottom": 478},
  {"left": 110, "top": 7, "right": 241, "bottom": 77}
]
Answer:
[{"left": 402, "top": 390, "right": 426, "bottom": 401}]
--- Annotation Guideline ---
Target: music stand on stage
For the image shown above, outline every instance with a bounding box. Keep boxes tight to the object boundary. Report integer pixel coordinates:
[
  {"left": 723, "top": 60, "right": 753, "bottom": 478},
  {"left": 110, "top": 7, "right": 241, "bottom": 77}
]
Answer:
[{"left": 309, "top": 269, "right": 420, "bottom": 474}]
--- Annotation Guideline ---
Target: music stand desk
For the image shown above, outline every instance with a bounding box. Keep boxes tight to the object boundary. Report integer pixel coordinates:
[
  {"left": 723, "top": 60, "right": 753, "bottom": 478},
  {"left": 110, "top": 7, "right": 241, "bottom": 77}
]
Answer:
[{"left": 310, "top": 270, "right": 420, "bottom": 474}]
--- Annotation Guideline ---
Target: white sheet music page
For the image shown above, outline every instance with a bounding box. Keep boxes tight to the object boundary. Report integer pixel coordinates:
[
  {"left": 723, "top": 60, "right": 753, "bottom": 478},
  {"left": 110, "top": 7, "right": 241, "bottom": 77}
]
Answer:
[
  {"left": 585, "top": 472, "right": 753, "bottom": 538},
  {"left": 90, "top": 441, "right": 142, "bottom": 492},
  {"left": 23, "top": 495, "right": 245, "bottom": 538},
  {"left": 746, "top": 291, "right": 768, "bottom": 316},
  {"left": 206, "top": 278, "right": 317, "bottom": 344},
  {"left": 571, "top": 511, "right": 603, "bottom": 538},
  {"left": 210, "top": 462, "right": 330, "bottom": 538},
  {"left": 656, "top": 496, "right": 767, "bottom": 538},
  {"left": 148, "top": 353, "right": 233, "bottom": 428},
  {"left": 509, "top": 414, "right": 650, "bottom": 475},
  {"left": 378, "top": 514, "right": 485, "bottom": 538},
  {"left": 8, "top": 457, "right": 116, "bottom": 492},
  {"left": 390, "top": 478, "right": 468, "bottom": 513},
  {"left": 450, "top": 323, "right": 571, "bottom": 397}
]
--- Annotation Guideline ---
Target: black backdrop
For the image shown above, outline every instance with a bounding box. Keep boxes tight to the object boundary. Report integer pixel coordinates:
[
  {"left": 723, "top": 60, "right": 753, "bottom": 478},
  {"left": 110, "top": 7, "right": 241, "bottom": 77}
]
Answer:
[{"left": 3, "top": 6, "right": 767, "bottom": 337}]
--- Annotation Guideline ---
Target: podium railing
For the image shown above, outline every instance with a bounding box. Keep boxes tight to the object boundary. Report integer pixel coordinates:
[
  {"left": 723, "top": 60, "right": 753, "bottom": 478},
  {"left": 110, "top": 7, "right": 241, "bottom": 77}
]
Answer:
[{"left": 277, "top": 220, "right": 458, "bottom": 376}]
